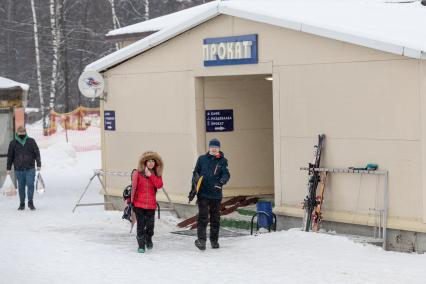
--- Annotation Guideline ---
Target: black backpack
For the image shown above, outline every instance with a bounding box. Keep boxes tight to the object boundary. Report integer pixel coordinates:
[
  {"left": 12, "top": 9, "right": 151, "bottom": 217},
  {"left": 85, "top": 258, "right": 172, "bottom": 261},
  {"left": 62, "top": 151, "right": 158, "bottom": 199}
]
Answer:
[{"left": 122, "top": 169, "right": 137, "bottom": 222}]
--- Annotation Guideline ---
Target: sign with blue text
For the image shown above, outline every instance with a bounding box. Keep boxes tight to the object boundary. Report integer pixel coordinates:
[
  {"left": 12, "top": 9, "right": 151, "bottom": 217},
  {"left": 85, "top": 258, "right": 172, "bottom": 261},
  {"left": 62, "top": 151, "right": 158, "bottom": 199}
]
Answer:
[
  {"left": 206, "top": 109, "right": 234, "bottom": 132},
  {"left": 104, "top": 111, "right": 116, "bottom": 131},
  {"left": 203, "top": 34, "right": 258, "bottom": 66}
]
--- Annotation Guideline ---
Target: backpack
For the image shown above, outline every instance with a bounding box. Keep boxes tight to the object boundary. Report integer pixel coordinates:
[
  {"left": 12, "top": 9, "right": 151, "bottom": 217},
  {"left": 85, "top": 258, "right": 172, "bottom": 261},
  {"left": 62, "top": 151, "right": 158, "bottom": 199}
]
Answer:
[{"left": 122, "top": 169, "right": 137, "bottom": 222}]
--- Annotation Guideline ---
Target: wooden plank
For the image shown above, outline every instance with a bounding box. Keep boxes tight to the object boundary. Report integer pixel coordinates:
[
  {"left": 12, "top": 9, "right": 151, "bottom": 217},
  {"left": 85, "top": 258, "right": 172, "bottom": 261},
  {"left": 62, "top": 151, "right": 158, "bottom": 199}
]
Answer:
[
  {"left": 177, "top": 196, "right": 246, "bottom": 228},
  {"left": 189, "top": 197, "right": 258, "bottom": 229}
]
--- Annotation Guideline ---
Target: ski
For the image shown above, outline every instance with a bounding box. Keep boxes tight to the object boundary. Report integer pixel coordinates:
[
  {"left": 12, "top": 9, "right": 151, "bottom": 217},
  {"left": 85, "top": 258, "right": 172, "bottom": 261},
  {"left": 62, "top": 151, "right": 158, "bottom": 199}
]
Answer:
[
  {"left": 311, "top": 172, "right": 327, "bottom": 232},
  {"left": 302, "top": 134, "right": 325, "bottom": 232}
]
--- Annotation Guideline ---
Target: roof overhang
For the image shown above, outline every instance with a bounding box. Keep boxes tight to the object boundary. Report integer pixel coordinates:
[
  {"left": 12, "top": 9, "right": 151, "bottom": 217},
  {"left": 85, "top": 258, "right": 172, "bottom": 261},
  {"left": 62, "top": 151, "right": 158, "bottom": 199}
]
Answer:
[
  {"left": 105, "top": 31, "right": 158, "bottom": 43},
  {"left": 85, "top": 0, "right": 426, "bottom": 74}
]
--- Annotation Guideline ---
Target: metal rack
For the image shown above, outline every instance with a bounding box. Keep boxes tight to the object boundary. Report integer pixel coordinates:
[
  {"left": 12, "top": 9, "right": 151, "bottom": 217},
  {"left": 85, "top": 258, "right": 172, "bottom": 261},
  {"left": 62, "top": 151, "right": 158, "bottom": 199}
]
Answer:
[
  {"left": 73, "top": 169, "right": 178, "bottom": 217},
  {"left": 300, "top": 167, "right": 389, "bottom": 250}
]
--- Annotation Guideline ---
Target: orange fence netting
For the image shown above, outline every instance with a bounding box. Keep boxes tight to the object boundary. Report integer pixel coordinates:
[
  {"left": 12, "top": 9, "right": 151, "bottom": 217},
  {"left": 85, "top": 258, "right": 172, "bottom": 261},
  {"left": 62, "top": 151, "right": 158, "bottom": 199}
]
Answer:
[{"left": 46, "top": 106, "right": 100, "bottom": 135}]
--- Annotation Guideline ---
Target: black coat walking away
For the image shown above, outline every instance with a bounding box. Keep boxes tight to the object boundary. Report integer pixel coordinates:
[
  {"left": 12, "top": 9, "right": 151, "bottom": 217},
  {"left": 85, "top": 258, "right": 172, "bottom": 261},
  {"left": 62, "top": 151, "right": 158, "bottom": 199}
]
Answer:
[{"left": 7, "top": 138, "right": 41, "bottom": 171}]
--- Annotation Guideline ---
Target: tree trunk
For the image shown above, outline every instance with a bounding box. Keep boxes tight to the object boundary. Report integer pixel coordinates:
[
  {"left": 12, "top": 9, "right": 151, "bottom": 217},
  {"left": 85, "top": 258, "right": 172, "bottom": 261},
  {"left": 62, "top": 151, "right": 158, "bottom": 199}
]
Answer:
[
  {"left": 108, "top": 0, "right": 121, "bottom": 50},
  {"left": 144, "top": 0, "right": 149, "bottom": 21},
  {"left": 49, "top": 0, "right": 64, "bottom": 113},
  {"left": 49, "top": 0, "right": 58, "bottom": 113},
  {"left": 30, "top": 0, "right": 46, "bottom": 127}
]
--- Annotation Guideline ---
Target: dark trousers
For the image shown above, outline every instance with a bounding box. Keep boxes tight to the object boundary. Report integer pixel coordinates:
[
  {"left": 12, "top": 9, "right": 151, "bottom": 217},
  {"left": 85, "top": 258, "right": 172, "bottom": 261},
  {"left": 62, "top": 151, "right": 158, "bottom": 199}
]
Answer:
[
  {"left": 15, "top": 169, "right": 36, "bottom": 204},
  {"left": 133, "top": 207, "right": 155, "bottom": 244},
  {"left": 197, "top": 197, "right": 222, "bottom": 242}
]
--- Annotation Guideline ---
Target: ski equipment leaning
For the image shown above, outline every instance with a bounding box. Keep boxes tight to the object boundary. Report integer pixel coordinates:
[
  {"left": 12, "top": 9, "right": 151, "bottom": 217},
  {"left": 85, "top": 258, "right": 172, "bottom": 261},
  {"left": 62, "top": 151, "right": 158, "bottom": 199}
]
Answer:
[{"left": 302, "top": 134, "right": 325, "bottom": 232}]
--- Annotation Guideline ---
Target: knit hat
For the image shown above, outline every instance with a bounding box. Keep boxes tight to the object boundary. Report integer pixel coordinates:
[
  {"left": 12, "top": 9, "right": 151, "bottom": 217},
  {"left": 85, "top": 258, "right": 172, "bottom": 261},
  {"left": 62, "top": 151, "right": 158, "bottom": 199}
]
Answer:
[{"left": 208, "top": 138, "right": 221, "bottom": 148}]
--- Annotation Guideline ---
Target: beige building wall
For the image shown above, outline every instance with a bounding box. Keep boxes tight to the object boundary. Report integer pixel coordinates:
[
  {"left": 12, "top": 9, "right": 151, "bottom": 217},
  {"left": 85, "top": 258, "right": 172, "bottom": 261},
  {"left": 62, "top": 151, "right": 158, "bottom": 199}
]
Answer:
[{"left": 101, "top": 14, "right": 426, "bottom": 232}]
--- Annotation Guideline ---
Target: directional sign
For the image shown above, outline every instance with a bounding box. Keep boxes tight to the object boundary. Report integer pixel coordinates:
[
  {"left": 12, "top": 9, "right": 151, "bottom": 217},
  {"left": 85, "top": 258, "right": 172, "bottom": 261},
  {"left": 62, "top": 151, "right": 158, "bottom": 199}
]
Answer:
[
  {"left": 104, "top": 110, "right": 116, "bottom": 131},
  {"left": 206, "top": 109, "right": 233, "bottom": 132}
]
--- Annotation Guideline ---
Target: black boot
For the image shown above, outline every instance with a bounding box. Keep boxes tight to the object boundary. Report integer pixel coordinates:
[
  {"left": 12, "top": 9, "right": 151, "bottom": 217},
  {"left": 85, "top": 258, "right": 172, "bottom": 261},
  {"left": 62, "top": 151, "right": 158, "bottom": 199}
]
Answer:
[
  {"left": 195, "top": 239, "right": 206, "bottom": 251},
  {"left": 146, "top": 237, "right": 153, "bottom": 250},
  {"left": 137, "top": 236, "right": 145, "bottom": 253},
  {"left": 211, "top": 240, "right": 220, "bottom": 249},
  {"left": 28, "top": 200, "right": 36, "bottom": 211},
  {"left": 18, "top": 203, "right": 25, "bottom": 211}
]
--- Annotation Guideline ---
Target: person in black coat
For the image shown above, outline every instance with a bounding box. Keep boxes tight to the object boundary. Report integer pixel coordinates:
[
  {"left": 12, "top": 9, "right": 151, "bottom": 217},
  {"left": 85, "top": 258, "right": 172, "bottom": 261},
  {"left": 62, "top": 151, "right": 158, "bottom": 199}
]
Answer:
[
  {"left": 192, "top": 138, "right": 230, "bottom": 250},
  {"left": 6, "top": 126, "right": 41, "bottom": 210}
]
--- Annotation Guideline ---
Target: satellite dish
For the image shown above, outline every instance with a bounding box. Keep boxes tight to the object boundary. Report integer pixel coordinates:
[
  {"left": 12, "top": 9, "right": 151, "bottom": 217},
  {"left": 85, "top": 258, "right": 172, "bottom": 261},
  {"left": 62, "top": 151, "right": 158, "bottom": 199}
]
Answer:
[{"left": 78, "top": 71, "right": 105, "bottom": 99}]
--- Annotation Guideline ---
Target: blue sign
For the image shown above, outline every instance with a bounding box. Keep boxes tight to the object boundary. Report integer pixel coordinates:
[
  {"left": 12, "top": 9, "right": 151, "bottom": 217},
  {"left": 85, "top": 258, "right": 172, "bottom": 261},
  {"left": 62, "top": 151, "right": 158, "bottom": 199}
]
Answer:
[
  {"left": 206, "top": 109, "right": 234, "bottom": 132},
  {"left": 104, "top": 111, "right": 116, "bottom": 131},
  {"left": 203, "top": 34, "right": 258, "bottom": 67}
]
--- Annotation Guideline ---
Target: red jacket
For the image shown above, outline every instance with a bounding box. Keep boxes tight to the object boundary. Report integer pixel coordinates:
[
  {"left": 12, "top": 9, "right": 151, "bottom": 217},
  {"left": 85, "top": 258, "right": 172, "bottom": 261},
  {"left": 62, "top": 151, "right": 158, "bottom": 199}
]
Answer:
[{"left": 131, "top": 171, "right": 163, "bottom": 210}]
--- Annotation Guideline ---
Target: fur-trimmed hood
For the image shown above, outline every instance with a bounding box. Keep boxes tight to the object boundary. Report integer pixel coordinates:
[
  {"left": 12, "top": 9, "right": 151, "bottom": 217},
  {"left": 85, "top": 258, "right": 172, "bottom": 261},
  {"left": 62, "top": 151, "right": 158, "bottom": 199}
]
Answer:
[{"left": 138, "top": 151, "right": 164, "bottom": 176}]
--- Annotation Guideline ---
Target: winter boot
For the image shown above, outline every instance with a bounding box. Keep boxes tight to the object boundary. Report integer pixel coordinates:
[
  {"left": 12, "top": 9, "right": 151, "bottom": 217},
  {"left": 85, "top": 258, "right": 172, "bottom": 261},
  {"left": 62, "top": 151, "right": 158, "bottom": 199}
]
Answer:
[
  {"left": 28, "top": 200, "right": 36, "bottom": 211},
  {"left": 195, "top": 239, "right": 206, "bottom": 251},
  {"left": 137, "top": 236, "right": 145, "bottom": 253},
  {"left": 18, "top": 203, "right": 25, "bottom": 210},
  {"left": 146, "top": 237, "right": 153, "bottom": 250},
  {"left": 211, "top": 240, "right": 220, "bottom": 249}
]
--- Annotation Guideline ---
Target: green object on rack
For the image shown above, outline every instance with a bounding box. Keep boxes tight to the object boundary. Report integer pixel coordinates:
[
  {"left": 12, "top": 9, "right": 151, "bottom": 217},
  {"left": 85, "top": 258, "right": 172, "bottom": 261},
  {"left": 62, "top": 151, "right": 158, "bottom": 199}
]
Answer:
[{"left": 366, "top": 163, "right": 378, "bottom": 170}]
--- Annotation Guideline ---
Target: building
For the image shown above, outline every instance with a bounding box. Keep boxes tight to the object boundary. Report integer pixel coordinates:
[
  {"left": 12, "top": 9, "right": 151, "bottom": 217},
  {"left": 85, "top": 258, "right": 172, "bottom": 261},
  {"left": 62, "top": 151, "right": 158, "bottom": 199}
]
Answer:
[
  {"left": 0, "top": 76, "right": 28, "bottom": 185},
  {"left": 84, "top": 0, "right": 426, "bottom": 252}
]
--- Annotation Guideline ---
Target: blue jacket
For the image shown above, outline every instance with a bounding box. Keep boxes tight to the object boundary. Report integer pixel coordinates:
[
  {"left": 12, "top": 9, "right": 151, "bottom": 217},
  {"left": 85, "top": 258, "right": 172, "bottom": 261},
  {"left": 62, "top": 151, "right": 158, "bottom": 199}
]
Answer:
[{"left": 193, "top": 151, "right": 230, "bottom": 200}]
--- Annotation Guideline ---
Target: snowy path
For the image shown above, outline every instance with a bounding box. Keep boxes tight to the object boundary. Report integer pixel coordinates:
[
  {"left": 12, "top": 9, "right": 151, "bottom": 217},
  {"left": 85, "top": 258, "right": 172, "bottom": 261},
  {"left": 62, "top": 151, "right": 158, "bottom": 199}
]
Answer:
[{"left": 1, "top": 149, "right": 426, "bottom": 284}]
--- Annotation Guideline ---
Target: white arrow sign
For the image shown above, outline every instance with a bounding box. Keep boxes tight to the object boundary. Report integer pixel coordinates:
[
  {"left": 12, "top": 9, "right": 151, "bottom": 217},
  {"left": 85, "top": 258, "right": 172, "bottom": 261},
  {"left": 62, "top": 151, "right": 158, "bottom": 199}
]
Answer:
[{"left": 215, "top": 126, "right": 225, "bottom": 131}]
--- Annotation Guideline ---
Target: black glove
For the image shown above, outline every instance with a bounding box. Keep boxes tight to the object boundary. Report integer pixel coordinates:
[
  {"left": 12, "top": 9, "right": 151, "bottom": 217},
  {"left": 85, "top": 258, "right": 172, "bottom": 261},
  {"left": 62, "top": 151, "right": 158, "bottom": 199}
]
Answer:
[
  {"left": 188, "top": 186, "right": 197, "bottom": 203},
  {"left": 188, "top": 173, "right": 200, "bottom": 203}
]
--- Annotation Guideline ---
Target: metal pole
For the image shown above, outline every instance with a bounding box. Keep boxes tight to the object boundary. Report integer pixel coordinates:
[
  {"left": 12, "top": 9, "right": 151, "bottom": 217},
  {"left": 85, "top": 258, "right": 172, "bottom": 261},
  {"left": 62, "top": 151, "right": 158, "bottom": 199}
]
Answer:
[
  {"left": 162, "top": 187, "right": 180, "bottom": 218},
  {"left": 383, "top": 171, "right": 389, "bottom": 250},
  {"left": 72, "top": 172, "right": 97, "bottom": 213},
  {"left": 96, "top": 171, "right": 116, "bottom": 210}
]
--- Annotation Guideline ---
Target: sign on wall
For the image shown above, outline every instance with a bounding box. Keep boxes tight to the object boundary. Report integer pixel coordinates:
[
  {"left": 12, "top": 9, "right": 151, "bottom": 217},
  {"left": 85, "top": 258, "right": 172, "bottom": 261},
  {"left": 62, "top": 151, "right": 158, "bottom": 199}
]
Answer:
[
  {"left": 206, "top": 109, "right": 234, "bottom": 132},
  {"left": 104, "top": 111, "right": 116, "bottom": 131},
  {"left": 203, "top": 34, "right": 258, "bottom": 66}
]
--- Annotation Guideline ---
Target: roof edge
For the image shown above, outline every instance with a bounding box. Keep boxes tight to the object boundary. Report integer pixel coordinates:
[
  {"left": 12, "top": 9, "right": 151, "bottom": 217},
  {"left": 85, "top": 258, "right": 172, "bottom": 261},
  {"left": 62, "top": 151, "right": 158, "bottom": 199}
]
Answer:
[
  {"left": 219, "top": 5, "right": 423, "bottom": 59},
  {"left": 85, "top": 5, "right": 220, "bottom": 72},
  {"left": 105, "top": 31, "right": 158, "bottom": 42}
]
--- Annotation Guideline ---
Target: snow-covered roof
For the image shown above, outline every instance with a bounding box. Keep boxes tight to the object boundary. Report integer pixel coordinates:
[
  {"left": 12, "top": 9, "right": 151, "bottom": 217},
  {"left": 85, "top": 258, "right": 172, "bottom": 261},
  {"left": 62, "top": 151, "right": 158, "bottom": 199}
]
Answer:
[
  {"left": 86, "top": 0, "right": 426, "bottom": 72},
  {"left": 0, "top": 76, "right": 29, "bottom": 91},
  {"left": 106, "top": 2, "right": 218, "bottom": 37}
]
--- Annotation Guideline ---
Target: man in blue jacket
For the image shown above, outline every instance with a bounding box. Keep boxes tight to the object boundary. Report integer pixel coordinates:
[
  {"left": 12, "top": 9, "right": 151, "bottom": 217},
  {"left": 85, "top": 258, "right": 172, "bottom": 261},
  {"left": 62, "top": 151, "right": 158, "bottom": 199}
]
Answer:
[
  {"left": 6, "top": 126, "right": 41, "bottom": 211},
  {"left": 192, "top": 138, "right": 230, "bottom": 250}
]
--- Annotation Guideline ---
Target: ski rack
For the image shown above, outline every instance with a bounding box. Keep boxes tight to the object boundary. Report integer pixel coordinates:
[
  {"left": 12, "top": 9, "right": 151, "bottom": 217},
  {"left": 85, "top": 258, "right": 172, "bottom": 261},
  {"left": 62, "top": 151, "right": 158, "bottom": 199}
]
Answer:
[
  {"left": 300, "top": 167, "right": 389, "bottom": 250},
  {"left": 72, "top": 169, "right": 179, "bottom": 217}
]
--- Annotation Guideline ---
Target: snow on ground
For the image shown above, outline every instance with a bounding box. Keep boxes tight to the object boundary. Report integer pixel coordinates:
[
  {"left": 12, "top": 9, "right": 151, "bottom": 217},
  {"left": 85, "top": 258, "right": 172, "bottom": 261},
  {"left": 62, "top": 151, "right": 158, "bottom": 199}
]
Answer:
[{"left": 1, "top": 144, "right": 426, "bottom": 283}]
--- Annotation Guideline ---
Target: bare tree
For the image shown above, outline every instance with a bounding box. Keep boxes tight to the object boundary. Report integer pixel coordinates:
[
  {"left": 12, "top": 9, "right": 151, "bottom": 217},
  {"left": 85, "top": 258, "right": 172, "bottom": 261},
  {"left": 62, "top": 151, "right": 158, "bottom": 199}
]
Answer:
[
  {"left": 0, "top": 0, "right": 210, "bottom": 117},
  {"left": 108, "top": 0, "right": 121, "bottom": 50},
  {"left": 144, "top": 0, "right": 149, "bottom": 21},
  {"left": 49, "top": 0, "right": 63, "bottom": 113},
  {"left": 30, "top": 0, "right": 46, "bottom": 127}
]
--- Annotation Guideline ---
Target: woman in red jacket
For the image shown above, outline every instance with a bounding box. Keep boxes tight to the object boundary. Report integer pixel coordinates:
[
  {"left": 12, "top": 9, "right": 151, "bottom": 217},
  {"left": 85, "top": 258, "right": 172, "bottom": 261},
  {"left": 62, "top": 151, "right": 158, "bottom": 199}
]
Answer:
[{"left": 131, "top": 151, "right": 163, "bottom": 253}]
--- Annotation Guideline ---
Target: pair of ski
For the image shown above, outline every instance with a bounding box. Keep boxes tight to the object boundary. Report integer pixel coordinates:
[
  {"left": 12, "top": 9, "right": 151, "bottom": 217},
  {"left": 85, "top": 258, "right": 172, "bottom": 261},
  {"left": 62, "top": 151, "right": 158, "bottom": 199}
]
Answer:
[{"left": 302, "top": 134, "right": 327, "bottom": 232}]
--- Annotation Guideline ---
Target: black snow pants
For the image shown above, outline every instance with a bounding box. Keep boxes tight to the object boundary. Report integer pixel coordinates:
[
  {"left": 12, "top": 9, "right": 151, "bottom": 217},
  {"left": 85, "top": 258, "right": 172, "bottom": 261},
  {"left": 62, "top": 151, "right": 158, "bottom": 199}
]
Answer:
[
  {"left": 197, "top": 197, "right": 221, "bottom": 242},
  {"left": 134, "top": 207, "right": 155, "bottom": 245}
]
